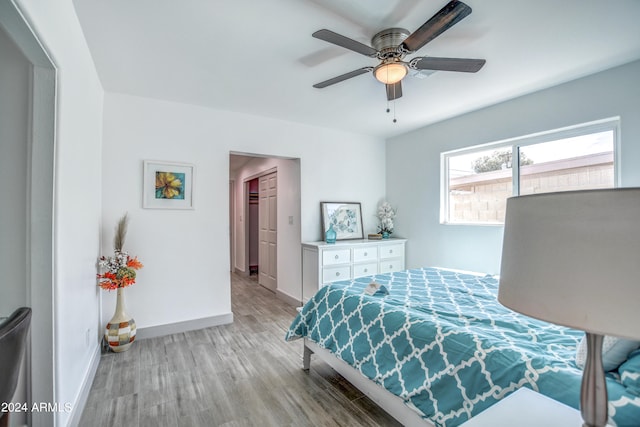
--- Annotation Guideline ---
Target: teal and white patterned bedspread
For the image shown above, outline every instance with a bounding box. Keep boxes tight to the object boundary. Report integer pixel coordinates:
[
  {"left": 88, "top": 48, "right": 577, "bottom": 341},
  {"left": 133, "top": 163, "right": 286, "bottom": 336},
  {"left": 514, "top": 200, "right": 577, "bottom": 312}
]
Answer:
[{"left": 285, "top": 267, "right": 640, "bottom": 427}]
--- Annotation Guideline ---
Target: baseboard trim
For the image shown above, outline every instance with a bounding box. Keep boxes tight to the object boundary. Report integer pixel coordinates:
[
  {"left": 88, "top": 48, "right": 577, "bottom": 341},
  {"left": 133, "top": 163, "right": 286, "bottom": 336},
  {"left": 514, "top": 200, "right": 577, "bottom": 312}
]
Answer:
[
  {"left": 234, "top": 267, "right": 248, "bottom": 277},
  {"left": 67, "top": 343, "right": 101, "bottom": 427},
  {"left": 276, "top": 289, "right": 301, "bottom": 307},
  {"left": 136, "top": 312, "right": 234, "bottom": 340}
]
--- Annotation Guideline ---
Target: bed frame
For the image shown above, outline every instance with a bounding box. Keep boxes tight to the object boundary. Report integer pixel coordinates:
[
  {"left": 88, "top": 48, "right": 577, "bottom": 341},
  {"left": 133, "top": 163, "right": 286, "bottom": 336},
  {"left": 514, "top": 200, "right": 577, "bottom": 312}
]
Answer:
[{"left": 303, "top": 338, "right": 435, "bottom": 427}]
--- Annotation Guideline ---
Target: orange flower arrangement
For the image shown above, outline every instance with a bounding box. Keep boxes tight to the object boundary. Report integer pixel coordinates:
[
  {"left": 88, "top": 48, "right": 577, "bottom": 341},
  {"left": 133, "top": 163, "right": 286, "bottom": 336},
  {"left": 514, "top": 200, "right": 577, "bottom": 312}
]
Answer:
[
  {"left": 97, "top": 251, "right": 143, "bottom": 290},
  {"left": 97, "top": 213, "right": 143, "bottom": 290}
]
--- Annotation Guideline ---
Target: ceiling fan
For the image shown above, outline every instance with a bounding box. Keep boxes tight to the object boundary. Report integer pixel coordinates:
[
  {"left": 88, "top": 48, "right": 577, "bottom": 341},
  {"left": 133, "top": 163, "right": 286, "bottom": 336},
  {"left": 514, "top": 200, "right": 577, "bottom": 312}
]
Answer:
[{"left": 312, "top": 0, "right": 486, "bottom": 101}]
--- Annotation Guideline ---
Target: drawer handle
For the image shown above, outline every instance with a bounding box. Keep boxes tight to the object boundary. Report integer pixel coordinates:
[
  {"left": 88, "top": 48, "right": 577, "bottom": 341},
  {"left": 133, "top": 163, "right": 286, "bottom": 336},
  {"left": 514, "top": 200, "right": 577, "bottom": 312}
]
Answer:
[
  {"left": 335, "top": 255, "right": 339, "bottom": 259},
  {"left": 389, "top": 264, "right": 393, "bottom": 269},
  {"left": 335, "top": 272, "right": 340, "bottom": 277},
  {"left": 364, "top": 268, "right": 368, "bottom": 272},
  {"left": 389, "top": 249, "right": 393, "bottom": 254}
]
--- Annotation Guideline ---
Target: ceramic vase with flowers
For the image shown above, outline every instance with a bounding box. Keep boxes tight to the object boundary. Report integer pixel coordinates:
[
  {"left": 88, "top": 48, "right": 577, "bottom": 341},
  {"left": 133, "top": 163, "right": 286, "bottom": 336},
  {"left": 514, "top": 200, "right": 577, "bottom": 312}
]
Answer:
[
  {"left": 377, "top": 201, "right": 397, "bottom": 239},
  {"left": 97, "top": 214, "right": 143, "bottom": 352}
]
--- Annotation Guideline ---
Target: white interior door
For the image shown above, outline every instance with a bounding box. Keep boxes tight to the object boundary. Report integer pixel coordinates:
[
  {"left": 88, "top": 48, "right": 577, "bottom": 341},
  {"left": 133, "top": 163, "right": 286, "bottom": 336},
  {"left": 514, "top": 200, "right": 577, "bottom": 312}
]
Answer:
[
  {"left": 229, "top": 180, "right": 234, "bottom": 272},
  {"left": 259, "top": 172, "right": 277, "bottom": 291}
]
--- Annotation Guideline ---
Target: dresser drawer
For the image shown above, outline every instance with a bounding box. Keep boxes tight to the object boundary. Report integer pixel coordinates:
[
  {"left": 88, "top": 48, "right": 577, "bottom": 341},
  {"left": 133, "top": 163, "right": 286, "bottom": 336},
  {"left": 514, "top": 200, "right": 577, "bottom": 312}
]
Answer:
[
  {"left": 379, "top": 244, "right": 404, "bottom": 259},
  {"left": 353, "top": 246, "right": 378, "bottom": 263},
  {"left": 379, "top": 258, "right": 403, "bottom": 274},
  {"left": 353, "top": 262, "right": 377, "bottom": 278},
  {"left": 322, "top": 249, "right": 351, "bottom": 265},
  {"left": 322, "top": 265, "right": 351, "bottom": 283}
]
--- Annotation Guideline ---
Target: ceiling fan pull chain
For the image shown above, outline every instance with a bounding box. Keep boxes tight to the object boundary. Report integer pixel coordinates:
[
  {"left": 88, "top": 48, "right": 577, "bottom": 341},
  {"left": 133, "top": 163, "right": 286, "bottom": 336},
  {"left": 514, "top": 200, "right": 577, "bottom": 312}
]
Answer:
[
  {"left": 385, "top": 89, "right": 398, "bottom": 123},
  {"left": 393, "top": 100, "right": 397, "bottom": 123}
]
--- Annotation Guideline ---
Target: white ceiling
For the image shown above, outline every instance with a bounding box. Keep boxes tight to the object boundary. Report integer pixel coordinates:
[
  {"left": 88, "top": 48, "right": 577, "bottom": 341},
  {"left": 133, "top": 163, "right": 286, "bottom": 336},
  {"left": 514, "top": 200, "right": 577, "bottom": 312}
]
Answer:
[{"left": 73, "top": 0, "right": 640, "bottom": 139}]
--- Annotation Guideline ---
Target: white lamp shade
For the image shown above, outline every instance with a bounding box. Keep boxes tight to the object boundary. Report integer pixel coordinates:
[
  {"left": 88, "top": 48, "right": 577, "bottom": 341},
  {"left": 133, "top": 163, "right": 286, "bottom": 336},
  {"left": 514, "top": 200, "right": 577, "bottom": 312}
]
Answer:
[
  {"left": 498, "top": 188, "right": 640, "bottom": 340},
  {"left": 374, "top": 62, "right": 407, "bottom": 84}
]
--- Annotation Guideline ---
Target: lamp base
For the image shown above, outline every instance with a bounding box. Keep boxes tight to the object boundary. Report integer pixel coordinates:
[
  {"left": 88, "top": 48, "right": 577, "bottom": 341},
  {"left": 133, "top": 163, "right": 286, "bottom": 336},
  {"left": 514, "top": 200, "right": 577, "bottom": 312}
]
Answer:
[{"left": 580, "top": 332, "right": 608, "bottom": 427}]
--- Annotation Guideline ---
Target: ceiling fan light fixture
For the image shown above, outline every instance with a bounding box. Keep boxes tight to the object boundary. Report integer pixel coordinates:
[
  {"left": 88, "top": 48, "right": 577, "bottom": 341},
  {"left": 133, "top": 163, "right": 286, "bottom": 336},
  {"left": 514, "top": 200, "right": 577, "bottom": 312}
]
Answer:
[{"left": 374, "top": 62, "right": 407, "bottom": 85}]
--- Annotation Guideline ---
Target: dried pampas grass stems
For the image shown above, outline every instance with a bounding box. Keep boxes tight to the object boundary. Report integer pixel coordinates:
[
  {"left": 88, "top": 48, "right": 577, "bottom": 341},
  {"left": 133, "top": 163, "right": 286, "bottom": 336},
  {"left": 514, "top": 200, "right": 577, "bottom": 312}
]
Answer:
[{"left": 114, "top": 213, "right": 129, "bottom": 251}]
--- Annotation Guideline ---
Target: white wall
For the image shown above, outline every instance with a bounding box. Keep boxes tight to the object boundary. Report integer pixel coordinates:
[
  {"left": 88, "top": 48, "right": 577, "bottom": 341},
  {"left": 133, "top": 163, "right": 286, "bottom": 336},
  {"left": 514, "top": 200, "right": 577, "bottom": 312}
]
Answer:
[
  {"left": 13, "top": 1, "right": 104, "bottom": 426},
  {"left": 0, "top": 23, "right": 30, "bottom": 427},
  {"left": 0, "top": 25, "right": 29, "bottom": 318},
  {"left": 387, "top": 60, "right": 640, "bottom": 275},
  {"left": 101, "top": 92, "right": 386, "bottom": 329}
]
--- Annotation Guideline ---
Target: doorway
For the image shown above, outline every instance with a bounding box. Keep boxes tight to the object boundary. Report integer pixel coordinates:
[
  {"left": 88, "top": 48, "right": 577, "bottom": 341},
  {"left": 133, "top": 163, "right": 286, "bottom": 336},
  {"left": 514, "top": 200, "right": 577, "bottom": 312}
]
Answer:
[
  {"left": 0, "top": 2, "right": 56, "bottom": 425},
  {"left": 242, "top": 169, "right": 278, "bottom": 292},
  {"left": 229, "top": 153, "right": 302, "bottom": 305},
  {"left": 247, "top": 178, "right": 259, "bottom": 277}
]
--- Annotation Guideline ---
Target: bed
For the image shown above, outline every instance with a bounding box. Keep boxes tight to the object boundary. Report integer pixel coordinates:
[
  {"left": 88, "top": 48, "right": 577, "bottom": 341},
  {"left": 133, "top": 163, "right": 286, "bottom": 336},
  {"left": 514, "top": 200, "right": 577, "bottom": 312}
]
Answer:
[{"left": 285, "top": 267, "right": 640, "bottom": 427}]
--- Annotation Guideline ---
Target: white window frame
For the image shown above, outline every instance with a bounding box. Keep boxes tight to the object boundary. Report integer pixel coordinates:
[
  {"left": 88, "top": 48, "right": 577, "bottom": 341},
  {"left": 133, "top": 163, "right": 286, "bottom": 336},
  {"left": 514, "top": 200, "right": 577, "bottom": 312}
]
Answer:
[{"left": 440, "top": 117, "right": 621, "bottom": 225}]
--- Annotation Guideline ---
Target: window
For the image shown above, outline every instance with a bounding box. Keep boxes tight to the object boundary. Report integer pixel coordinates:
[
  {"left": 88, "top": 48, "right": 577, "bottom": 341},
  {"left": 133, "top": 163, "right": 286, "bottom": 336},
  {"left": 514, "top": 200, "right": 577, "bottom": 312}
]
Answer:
[{"left": 441, "top": 119, "right": 618, "bottom": 225}]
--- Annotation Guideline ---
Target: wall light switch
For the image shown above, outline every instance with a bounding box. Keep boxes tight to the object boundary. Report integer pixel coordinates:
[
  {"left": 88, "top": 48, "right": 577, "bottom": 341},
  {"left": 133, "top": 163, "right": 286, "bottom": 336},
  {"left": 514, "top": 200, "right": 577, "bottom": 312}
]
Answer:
[{"left": 288, "top": 216, "right": 294, "bottom": 225}]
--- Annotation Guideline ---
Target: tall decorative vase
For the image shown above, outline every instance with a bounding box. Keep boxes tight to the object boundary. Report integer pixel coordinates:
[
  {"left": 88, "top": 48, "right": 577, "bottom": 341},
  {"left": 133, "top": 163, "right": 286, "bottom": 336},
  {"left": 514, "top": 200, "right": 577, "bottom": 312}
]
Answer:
[{"left": 105, "top": 287, "right": 136, "bottom": 352}]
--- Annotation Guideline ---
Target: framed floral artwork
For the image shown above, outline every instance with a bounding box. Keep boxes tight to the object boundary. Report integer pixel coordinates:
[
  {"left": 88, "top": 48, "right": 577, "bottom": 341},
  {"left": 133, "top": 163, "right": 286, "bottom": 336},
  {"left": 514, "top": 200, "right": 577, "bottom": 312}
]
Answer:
[
  {"left": 143, "top": 160, "right": 195, "bottom": 209},
  {"left": 320, "top": 202, "right": 364, "bottom": 240}
]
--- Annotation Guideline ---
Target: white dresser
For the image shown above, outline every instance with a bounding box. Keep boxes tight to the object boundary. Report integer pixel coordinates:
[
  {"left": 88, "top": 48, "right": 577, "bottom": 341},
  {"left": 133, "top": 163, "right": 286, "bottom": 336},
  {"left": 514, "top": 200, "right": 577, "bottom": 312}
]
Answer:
[{"left": 302, "top": 238, "right": 407, "bottom": 302}]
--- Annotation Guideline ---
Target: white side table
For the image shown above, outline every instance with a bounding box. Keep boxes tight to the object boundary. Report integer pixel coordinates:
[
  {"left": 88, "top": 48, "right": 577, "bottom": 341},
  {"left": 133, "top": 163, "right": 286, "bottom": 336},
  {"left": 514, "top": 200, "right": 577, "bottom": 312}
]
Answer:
[{"left": 460, "top": 387, "right": 583, "bottom": 427}]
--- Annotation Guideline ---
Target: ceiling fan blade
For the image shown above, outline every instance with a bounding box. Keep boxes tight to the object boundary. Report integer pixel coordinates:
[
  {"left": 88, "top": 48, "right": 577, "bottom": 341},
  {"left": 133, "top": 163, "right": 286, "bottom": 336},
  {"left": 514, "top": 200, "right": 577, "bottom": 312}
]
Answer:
[
  {"left": 312, "top": 29, "right": 378, "bottom": 57},
  {"left": 401, "top": 0, "right": 472, "bottom": 53},
  {"left": 386, "top": 81, "right": 403, "bottom": 101},
  {"left": 313, "top": 67, "right": 373, "bottom": 88},
  {"left": 411, "top": 56, "right": 485, "bottom": 73}
]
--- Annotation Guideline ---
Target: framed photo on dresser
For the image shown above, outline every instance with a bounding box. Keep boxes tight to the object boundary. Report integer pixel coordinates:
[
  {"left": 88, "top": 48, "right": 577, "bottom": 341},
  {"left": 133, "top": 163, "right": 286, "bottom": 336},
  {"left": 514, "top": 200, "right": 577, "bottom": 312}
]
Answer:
[{"left": 320, "top": 202, "right": 363, "bottom": 240}]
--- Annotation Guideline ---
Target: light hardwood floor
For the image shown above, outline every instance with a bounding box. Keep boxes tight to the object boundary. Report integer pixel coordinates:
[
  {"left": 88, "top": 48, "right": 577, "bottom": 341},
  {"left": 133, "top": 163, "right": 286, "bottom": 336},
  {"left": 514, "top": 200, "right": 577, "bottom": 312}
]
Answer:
[{"left": 79, "top": 273, "right": 401, "bottom": 426}]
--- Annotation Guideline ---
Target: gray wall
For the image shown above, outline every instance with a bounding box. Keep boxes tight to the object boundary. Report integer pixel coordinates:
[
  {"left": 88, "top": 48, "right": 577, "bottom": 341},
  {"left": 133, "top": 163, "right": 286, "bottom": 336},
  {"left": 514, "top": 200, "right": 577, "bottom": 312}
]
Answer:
[
  {"left": 386, "top": 60, "right": 640, "bottom": 275},
  {"left": 0, "top": 24, "right": 30, "bottom": 427},
  {"left": 0, "top": 26, "right": 29, "bottom": 315}
]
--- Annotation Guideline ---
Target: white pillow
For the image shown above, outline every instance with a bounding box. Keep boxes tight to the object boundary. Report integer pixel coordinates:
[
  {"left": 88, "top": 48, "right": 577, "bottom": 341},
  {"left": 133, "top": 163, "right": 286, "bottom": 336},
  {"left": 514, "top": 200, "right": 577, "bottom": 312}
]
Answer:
[{"left": 575, "top": 335, "right": 640, "bottom": 371}]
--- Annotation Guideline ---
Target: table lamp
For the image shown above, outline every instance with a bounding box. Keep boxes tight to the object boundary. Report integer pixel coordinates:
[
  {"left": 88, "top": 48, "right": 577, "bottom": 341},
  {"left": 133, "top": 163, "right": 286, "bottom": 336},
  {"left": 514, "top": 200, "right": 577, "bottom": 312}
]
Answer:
[{"left": 498, "top": 188, "right": 640, "bottom": 427}]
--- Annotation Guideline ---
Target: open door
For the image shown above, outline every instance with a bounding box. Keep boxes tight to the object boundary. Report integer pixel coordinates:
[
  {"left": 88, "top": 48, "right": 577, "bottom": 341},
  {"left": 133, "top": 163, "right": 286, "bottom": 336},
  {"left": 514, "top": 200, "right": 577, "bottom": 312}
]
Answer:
[
  {"left": 0, "top": 3, "right": 56, "bottom": 425},
  {"left": 258, "top": 171, "right": 277, "bottom": 291}
]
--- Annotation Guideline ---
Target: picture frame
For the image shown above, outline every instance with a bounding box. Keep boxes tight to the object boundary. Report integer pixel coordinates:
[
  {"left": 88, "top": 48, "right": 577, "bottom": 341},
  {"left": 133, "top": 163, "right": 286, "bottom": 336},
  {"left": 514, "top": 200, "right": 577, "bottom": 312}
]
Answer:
[
  {"left": 320, "top": 202, "right": 364, "bottom": 240},
  {"left": 143, "top": 160, "right": 195, "bottom": 209}
]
